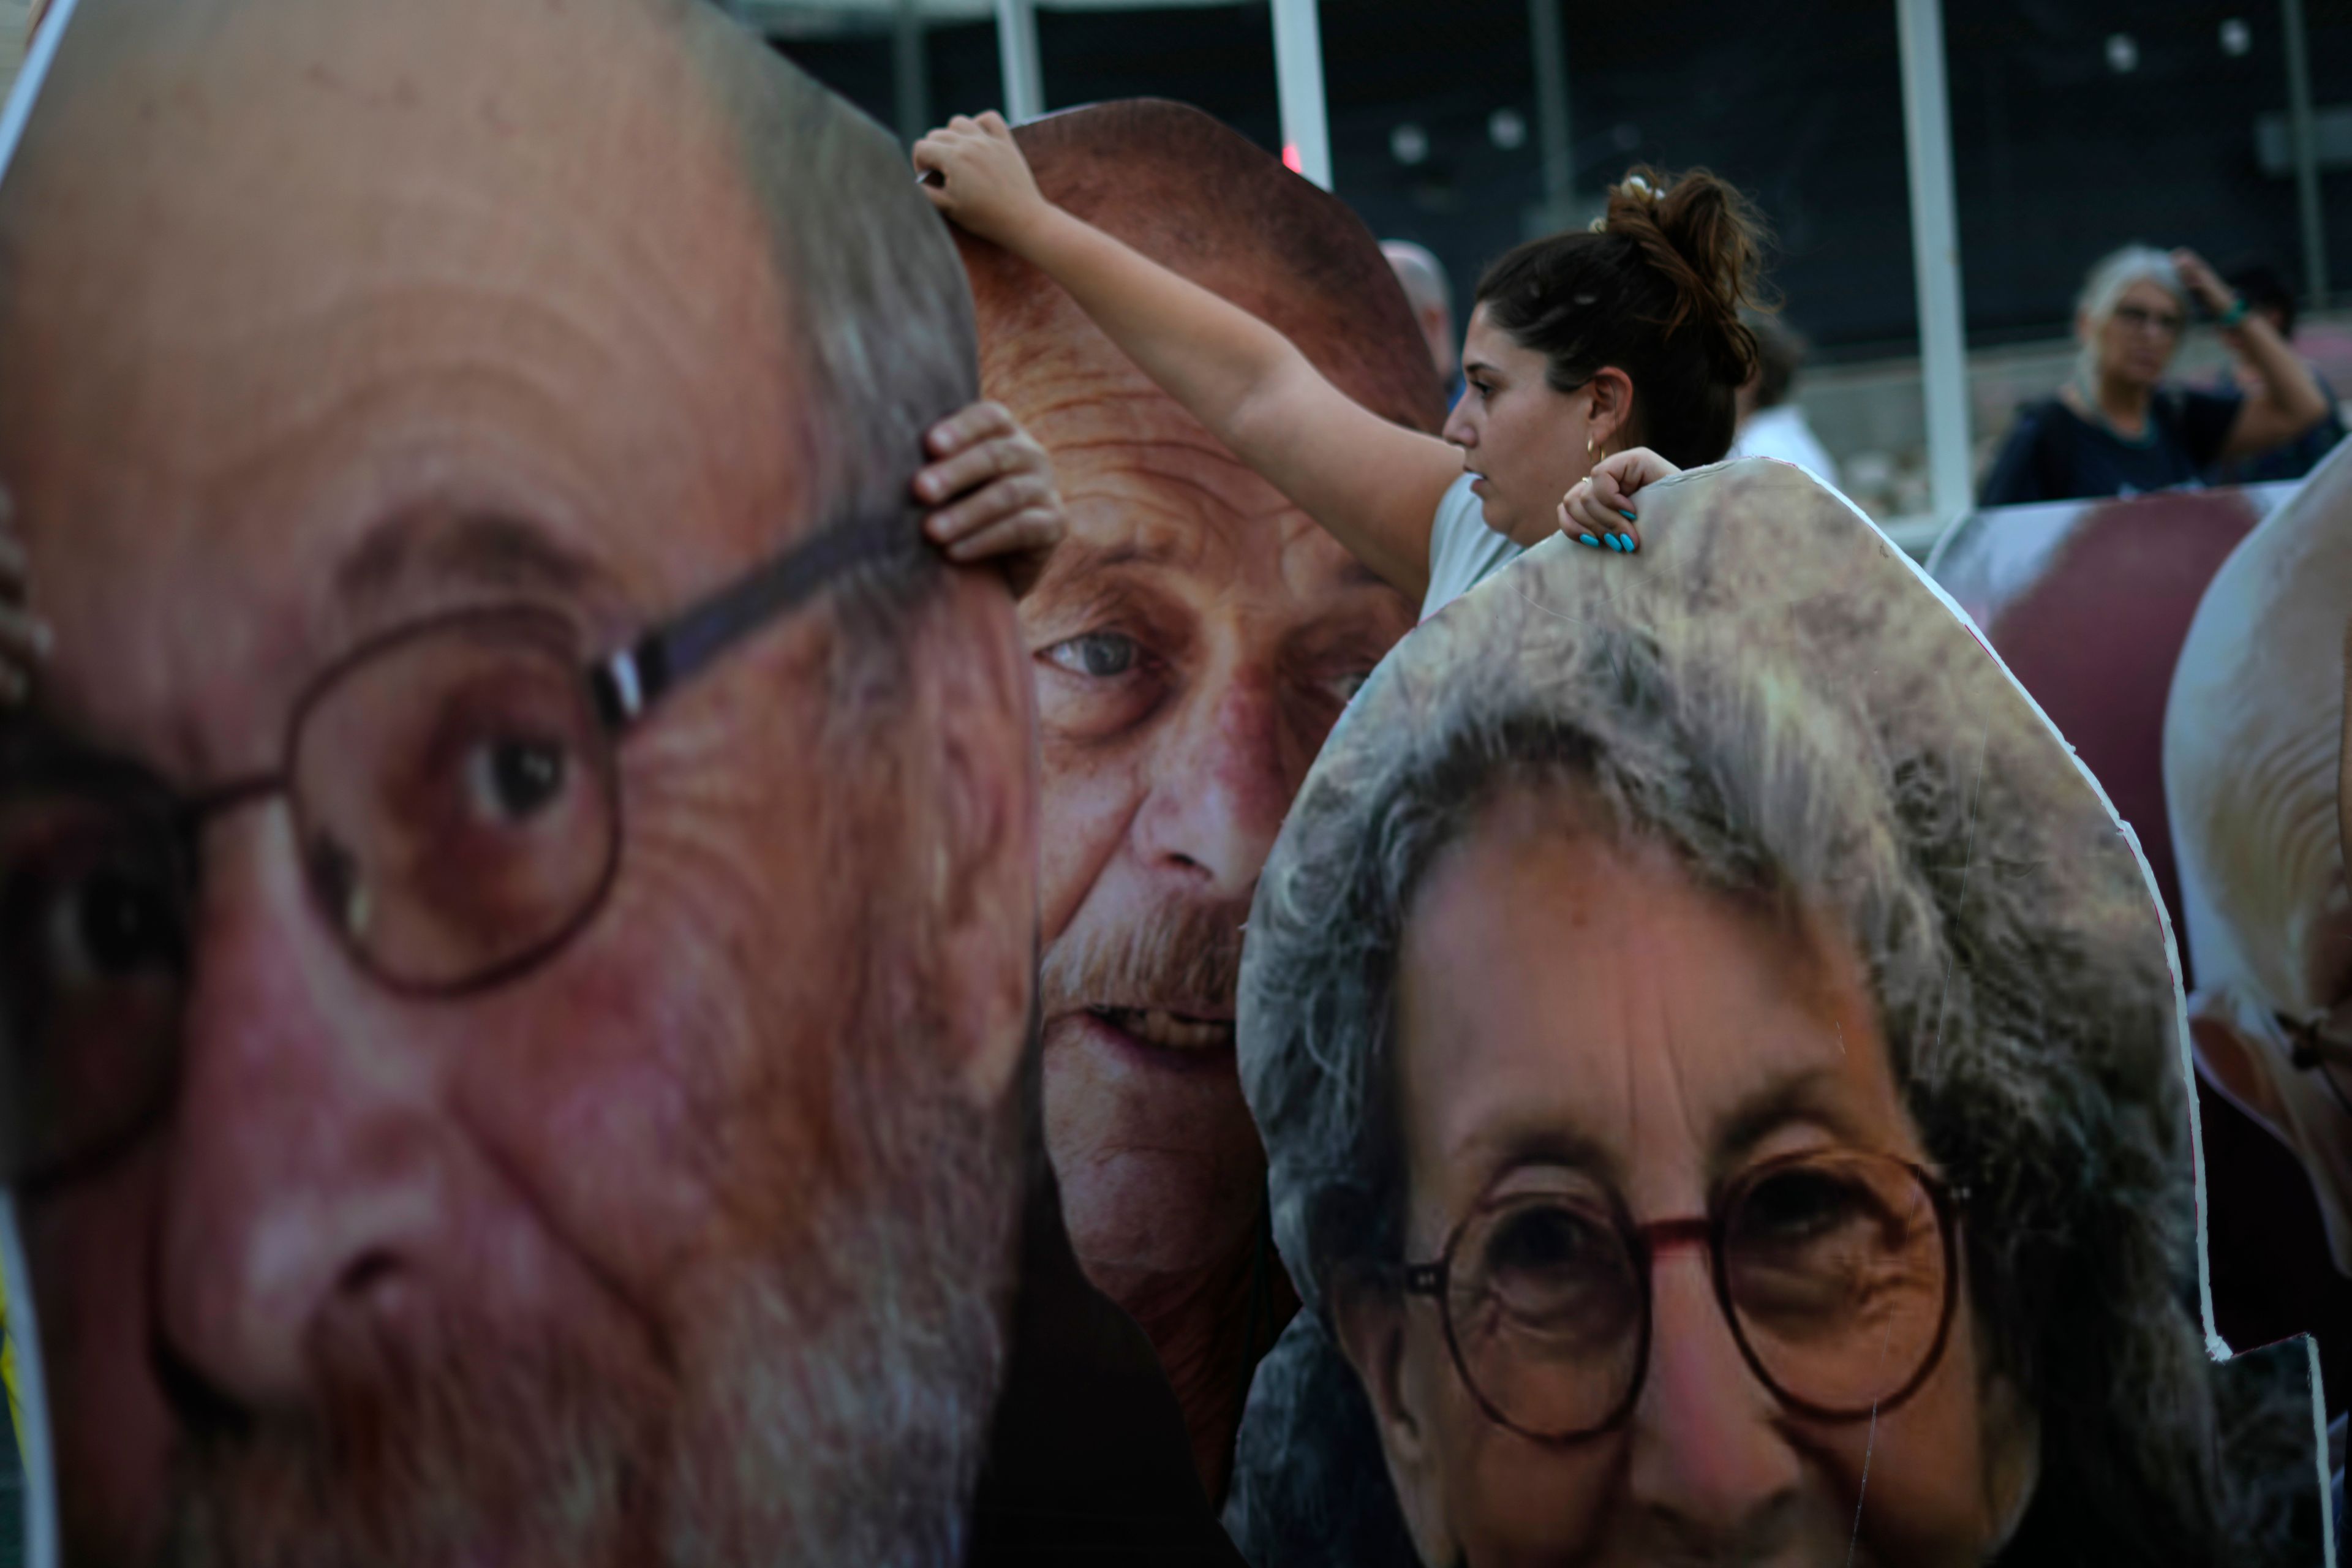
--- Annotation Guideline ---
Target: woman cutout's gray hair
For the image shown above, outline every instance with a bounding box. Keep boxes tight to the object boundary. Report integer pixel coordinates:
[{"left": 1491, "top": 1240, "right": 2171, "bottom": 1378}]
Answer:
[{"left": 1227, "top": 459, "right": 2318, "bottom": 1566}]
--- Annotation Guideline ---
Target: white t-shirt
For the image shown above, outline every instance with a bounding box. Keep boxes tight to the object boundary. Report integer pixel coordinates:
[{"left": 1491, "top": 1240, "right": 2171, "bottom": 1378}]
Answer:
[
  {"left": 1728, "top": 405, "right": 1841, "bottom": 490},
  {"left": 1420, "top": 473, "right": 1524, "bottom": 620}
]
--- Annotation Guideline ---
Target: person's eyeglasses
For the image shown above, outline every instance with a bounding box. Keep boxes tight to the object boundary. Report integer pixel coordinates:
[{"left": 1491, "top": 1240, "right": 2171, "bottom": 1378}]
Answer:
[
  {"left": 1393, "top": 1148, "right": 1962, "bottom": 1444},
  {"left": 0, "top": 516, "right": 921, "bottom": 1192},
  {"left": 2112, "top": 304, "right": 2185, "bottom": 336},
  {"left": 2276, "top": 1001, "right": 2352, "bottom": 1123}
]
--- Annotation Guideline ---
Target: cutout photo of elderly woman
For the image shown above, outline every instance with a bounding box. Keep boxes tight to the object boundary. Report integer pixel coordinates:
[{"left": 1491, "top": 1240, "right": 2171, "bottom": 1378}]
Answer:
[{"left": 1225, "top": 459, "right": 2325, "bottom": 1567}]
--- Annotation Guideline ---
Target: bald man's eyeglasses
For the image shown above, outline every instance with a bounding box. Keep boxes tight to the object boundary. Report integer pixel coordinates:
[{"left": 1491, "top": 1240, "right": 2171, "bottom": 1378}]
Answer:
[
  {"left": 2277, "top": 1003, "right": 2352, "bottom": 1122},
  {"left": 0, "top": 519, "right": 919, "bottom": 1192},
  {"left": 1387, "top": 1148, "right": 1963, "bottom": 1444}
]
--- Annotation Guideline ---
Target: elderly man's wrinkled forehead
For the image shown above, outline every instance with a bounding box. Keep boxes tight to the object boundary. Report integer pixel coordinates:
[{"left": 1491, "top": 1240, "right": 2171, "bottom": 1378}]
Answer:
[
  {"left": 2168, "top": 446, "right": 2352, "bottom": 1003},
  {"left": 975, "top": 263, "right": 1299, "bottom": 412},
  {"left": 969, "top": 258, "right": 1367, "bottom": 444},
  {"left": 963, "top": 102, "right": 1441, "bottom": 438}
]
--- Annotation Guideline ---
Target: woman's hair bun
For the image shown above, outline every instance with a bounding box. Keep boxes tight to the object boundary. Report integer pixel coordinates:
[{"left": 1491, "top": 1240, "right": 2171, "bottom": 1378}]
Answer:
[
  {"left": 1600, "top": 165, "right": 1769, "bottom": 389},
  {"left": 1473, "top": 163, "right": 1773, "bottom": 464}
]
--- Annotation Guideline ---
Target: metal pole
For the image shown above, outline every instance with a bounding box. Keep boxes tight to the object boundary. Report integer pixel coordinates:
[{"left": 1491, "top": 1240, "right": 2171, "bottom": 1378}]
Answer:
[
  {"left": 1529, "top": 0, "right": 1574, "bottom": 231},
  {"left": 1894, "top": 0, "right": 1973, "bottom": 529},
  {"left": 993, "top": 0, "right": 1042, "bottom": 123},
  {"left": 2281, "top": 0, "right": 2329, "bottom": 311},
  {"left": 892, "top": 0, "right": 929, "bottom": 147},
  {"left": 1270, "top": 0, "right": 1332, "bottom": 189}
]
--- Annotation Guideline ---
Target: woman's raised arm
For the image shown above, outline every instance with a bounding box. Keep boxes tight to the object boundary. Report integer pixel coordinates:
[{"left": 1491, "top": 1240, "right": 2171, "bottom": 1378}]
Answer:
[{"left": 915, "top": 112, "right": 1462, "bottom": 600}]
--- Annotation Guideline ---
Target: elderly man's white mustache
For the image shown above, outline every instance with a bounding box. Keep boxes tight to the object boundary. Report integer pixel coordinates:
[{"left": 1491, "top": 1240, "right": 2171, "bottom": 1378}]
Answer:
[{"left": 1038, "top": 899, "right": 1248, "bottom": 1053}]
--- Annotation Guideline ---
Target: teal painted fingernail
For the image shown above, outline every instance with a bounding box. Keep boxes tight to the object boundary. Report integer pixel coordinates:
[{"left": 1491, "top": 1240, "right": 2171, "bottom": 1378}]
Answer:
[
  {"left": 1605, "top": 534, "right": 1624, "bottom": 552},
  {"left": 1577, "top": 532, "right": 1601, "bottom": 548},
  {"left": 1618, "top": 509, "right": 1638, "bottom": 522}
]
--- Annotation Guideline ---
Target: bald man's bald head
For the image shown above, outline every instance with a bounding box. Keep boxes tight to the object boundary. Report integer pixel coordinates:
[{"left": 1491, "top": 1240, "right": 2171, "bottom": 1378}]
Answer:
[
  {"left": 1, "top": 0, "right": 973, "bottom": 613},
  {"left": 960, "top": 99, "right": 1443, "bottom": 434},
  {"left": 2168, "top": 440, "right": 2352, "bottom": 1012}
]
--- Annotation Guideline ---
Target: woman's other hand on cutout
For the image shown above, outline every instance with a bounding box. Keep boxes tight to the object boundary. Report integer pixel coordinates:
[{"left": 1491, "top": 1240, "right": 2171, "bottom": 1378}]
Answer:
[
  {"left": 917, "top": 400, "right": 1068, "bottom": 598},
  {"left": 1561, "top": 447, "right": 1681, "bottom": 554}
]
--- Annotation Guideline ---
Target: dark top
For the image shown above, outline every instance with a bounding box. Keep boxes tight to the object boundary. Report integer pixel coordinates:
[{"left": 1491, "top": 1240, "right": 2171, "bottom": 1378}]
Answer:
[
  {"left": 2207, "top": 371, "right": 2346, "bottom": 486},
  {"left": 967, "top": 1132, "right": 1247, "bottom": 1567},
  {"left": 1978, "top": 387, "right": 2241, "bottom": 508}
]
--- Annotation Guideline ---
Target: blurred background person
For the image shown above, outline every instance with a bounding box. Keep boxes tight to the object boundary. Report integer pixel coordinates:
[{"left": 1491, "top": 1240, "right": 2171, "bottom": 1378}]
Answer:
[
  {"left": 1381, "top": 239, "right": 1462, "bottom": 409},
  {"left": 1981, "top": 244, "right": 2330, "bottom": 507},
  {"left": 2207, "top": 258, "right": 2346, "bottom": 487},
  {"left": 1727, "top": 311, "right": 1839, "bottom": 488}
]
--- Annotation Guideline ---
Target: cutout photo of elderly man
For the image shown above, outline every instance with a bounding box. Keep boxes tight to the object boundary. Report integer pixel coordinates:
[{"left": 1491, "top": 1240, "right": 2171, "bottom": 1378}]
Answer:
[
  {"left": 0, "top": 1, "right": 1237, "bottom": 1564},
  {"left": 2169, "top": 434, "right": 2352, "bottom": 1521},
  {"left": 954, "top": 100, "right": 1445, "bottom": 1506},
  {"left": 1225, "top": 459, "right": 2328, "bottom": 1567}
]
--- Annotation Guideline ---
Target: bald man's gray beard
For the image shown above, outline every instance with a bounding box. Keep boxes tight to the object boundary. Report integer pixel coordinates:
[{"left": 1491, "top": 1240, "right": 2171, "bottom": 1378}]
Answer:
[{"left": 156, "top": 1028, "right": 1020, "bottom": 1568}]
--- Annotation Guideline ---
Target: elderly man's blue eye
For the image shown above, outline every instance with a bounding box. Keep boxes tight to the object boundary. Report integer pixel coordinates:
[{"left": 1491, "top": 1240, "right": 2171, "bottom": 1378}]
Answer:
[{"left": 1046, "top": 632, "right": 1140, "bottom": 680}]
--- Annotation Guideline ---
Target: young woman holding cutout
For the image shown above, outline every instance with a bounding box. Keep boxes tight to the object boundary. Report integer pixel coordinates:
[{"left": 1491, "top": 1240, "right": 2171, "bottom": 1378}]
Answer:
[{"left": 915, "top": 112, "right": 1770, "bottom": 618}]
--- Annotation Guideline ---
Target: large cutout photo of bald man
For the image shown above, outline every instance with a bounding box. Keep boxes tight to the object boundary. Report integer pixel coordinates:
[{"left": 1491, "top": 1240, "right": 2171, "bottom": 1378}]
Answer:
[{"left": 955, "top": 99, "right": 1447, "bottom": 1503}]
